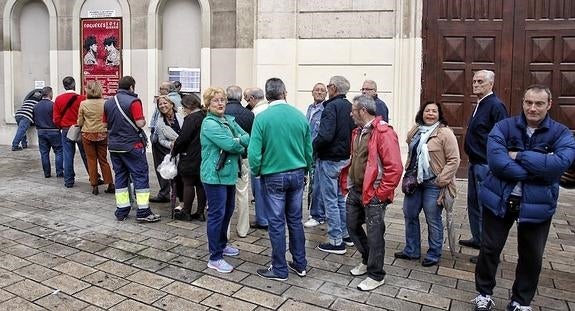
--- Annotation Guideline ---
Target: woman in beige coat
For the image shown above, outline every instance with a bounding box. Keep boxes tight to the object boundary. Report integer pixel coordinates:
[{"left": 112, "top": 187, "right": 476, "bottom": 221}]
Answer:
[
  {"left": 394, "top": 101, "right": 460, "bottom": 267},
  {"left": 77, "top": 81, "right": 114, "bottom": 195}
]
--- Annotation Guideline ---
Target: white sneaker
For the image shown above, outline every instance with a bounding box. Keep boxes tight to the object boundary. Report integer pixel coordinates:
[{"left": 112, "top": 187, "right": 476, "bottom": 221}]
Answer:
[
  {"left": 304, "top": 218, "right": 323, "bottom": 228},
  {"left": 507, "top": 302, "right": 531, "bottom": 311},
  {"left": 472, "top": 295, "right": 494, "bottom": 311},
  {"left": 357, "top": 277, "right": 385, "bottom": 291},
  {"left": 350, "top": 263, "right": 367, "bottom": 276}
]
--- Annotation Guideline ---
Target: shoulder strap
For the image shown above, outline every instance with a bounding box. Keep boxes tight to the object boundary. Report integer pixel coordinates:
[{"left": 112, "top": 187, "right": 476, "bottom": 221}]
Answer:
[
  {"left": 114, "top": 95, "right": 139, "bottom": 132},
  {"left": 60, "top": 94, "right": 78, "bottom": 120}
]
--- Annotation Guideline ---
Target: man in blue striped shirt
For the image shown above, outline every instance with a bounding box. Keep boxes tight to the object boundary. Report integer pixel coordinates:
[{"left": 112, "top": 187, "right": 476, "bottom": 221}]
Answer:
[{"left": 12, "top": 89, "right": 42, "bottom": 151}]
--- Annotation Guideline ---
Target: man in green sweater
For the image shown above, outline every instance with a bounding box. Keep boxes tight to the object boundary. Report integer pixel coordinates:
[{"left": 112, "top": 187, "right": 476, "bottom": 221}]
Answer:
[{"left": 248, "top": 78, "right": 313, "bottom": 281}]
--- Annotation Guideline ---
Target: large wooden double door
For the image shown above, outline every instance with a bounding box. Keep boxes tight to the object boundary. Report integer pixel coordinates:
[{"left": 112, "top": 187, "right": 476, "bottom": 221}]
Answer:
[{"left": 422, "top": 0, "right": 575, "bottom": 176}]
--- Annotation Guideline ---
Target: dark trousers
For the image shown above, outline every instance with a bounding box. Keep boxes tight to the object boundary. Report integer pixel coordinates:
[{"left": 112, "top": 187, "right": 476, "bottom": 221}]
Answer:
[
  {"left": 346, "top": 187, "right": 387, "bottom": 282},
  {"left": 151, "top": 142, "right": 170, "bottom": 198},
  {"left": 37, "top": 129, "right": 63, "bottom": 177},
  {"left": 181, "top": 175, "right": 206, "bottom": 214},
  {"left": 475, "top": 207, "right": 552, "bottom": 306}
]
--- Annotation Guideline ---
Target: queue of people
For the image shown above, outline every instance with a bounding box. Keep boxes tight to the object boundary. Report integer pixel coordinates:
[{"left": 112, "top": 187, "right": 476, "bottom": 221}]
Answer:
[{"left": 16, "top": 72, "right": 575, "bottom": 309}]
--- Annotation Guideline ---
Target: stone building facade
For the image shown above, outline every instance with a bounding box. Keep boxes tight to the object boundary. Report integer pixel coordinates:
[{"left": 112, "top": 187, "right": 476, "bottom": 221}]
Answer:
[{"left": 0, "top": 0, "right": 422, "bottom": 148}]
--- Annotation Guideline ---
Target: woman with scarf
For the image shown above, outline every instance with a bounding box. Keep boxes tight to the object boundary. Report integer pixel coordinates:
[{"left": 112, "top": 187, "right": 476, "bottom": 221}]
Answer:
[
  {"left": 394, "top": 101, "right": 460, "bottom": 267},
  {"left": 155, "top": 95, "right": 185, "bottom": 210}
]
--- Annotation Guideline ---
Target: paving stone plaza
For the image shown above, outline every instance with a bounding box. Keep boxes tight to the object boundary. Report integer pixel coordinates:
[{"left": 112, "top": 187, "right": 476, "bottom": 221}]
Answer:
[{"left": 0, "top": 145, "right": 574, "bottom": 310}]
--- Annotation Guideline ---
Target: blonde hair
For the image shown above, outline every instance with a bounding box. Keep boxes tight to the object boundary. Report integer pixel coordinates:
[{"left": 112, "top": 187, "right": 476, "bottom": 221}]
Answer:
[
  {"left": 85, "top": 81, "right": 103, "bottom": 99},
  {"left": 203, "top": 87, "right": 226, "bottom": 108},
  {"left": 157, "top": 95, "right": 175, "bottom": 109}
]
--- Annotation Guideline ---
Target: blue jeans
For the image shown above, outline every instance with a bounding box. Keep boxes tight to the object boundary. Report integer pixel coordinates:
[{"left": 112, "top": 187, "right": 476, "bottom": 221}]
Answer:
[
  {"left": 402, "top": 179, "right": 443, "bottom": 261},
  {"left": 309, "top": 159, "right": 325, "bottom": 222},
  {"left": 261, "top": 169, "right": 307, "bottom": 278},
  {"left": 467, "top": 163, "right": 489, "bottom": 244},
  {"left": 110, "top": 148, "right": 150, "bottom": 218},
  {"left": 12, "top": 116, "right": 31, "bottom": 148},
  {"left": 37, "top": 129, "right": 63, "bottom": 177},
  {"left": 316, "top": 159, "right": 349, "bottom": 245},
  {"left": 61, "top": 129, "right": 89, "bottom": 186},
  {"left": 251, "top": 174, "right": 268, "bottom": 226},
  {"left": 204, "top": 183, "right": 236, "bottom": 261}
]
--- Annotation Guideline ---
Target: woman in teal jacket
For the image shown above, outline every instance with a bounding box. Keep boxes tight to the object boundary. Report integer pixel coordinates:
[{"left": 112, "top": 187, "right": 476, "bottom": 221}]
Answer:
[{"left": 200, "top": 87, "right": 249, "bottom": 274}]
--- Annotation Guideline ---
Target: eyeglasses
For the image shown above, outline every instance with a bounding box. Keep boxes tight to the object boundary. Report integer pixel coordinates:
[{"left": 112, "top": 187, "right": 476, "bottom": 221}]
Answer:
[
  {"left": 361, "top": 88, "right": 375, "bottom": 92},
  {"left": 326, "top": 83, "right": 334, "bottom": 88}
]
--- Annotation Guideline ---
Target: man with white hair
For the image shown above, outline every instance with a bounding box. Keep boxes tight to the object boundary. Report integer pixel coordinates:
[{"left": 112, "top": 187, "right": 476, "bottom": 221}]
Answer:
[
  {"left": 313, "top": 75, "right": 356, "bottom": 254},
  {"left": 460, "top": 70, "right": 507, "bottom": 264}
]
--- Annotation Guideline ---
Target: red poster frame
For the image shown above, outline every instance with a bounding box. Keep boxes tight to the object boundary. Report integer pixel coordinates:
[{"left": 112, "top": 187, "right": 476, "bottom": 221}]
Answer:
[{"left": 80, "top": 17, "right": 122, "bottom": 97}]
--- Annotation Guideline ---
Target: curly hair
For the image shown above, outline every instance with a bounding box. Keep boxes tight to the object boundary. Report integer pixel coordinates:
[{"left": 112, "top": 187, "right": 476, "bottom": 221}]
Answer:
[
  {"left": 103, "top": 36, "right": 117, "bottom": 47},
  {"left": 84, "top": 36, "right": 97, "bottom": 51},
  {"left": 202, "top": 87, "right": 226, "bottom": 109}
]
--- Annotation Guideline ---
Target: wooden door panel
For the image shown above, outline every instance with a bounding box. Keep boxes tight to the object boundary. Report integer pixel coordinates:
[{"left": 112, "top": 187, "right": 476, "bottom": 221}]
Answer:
[
  {"left": 513, "top": 1, "right": 575, "bottom": 127},
  {"left": 423, "top": 0, "right": 514, "bottom": 177},
  {"left": 424, "top": 0, "right": 575, "bottom": 178}
]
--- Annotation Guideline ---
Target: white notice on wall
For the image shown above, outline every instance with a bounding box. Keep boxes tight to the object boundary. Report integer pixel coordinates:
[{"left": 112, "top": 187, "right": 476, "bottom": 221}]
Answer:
[
  {"left": 87, "top": 10, "right": 116, "bottom": 18},
  {"left": 34, "top": 81, "right": 45, "bottom": 89}
]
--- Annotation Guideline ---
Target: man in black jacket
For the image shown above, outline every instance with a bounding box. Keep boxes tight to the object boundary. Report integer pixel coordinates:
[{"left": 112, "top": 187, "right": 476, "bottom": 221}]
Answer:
[
  {"left": 461, "top": 70, "right": 507, "bottom": 263},
  {"left": 224, "top": 85, "right": 254, "bottom": 238},
  {"left": 313, "top": 75, "right": 356, "bottom": 254}
]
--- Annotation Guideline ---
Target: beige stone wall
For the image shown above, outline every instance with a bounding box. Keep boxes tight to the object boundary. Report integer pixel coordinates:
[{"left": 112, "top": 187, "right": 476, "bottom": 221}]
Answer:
[
  {"left": 0, "top": 0, "right": 423, "bottom": 148},
  {"left": 251, "top": 0, "right": 423, "bottom": 151}
]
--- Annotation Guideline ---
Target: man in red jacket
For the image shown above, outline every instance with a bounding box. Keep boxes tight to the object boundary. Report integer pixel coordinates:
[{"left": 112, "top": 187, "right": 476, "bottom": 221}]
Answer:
[
  {"left": 53, "top": 76, "right": 91, "bottom": 188},
  {"left": 340, "top": 95, "right": 403, "bottom": 291}
]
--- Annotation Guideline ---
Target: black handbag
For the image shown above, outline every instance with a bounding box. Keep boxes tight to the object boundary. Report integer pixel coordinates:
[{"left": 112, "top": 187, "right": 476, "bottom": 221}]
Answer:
[{"left": 401, "top": 170, "right": 419, "bottom": 195}]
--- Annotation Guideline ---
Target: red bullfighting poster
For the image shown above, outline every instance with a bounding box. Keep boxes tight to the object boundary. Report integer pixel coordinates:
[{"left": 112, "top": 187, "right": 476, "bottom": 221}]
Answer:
[{"left": 80, "top": 18, "right": 122, "bottom": 97}]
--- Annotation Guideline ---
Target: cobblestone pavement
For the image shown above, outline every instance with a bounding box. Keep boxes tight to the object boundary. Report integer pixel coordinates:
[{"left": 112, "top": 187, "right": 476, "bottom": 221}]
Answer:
[{"left": 0, "top": 145, "right": 574, "bottom": 311}]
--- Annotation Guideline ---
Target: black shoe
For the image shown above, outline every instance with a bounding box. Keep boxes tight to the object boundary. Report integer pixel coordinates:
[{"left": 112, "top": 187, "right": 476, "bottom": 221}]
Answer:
[
  {"left": 459, "top": 239, "right": 480, "bottom": 249},
  {"left": 97, "top": 178, "right": 105, "bottom": 185},
  {"left": 149, "top": 196, "right": 170, "bottom": 203},
  {"left": 44, "top": 175, "right": 51, "bottom": 178},
  {"left": 470, "top": 256, "right": 478, "bottom": 264},
  {"left": 288, "top": 262, "right": 306, "bottom": 277},
  {"left": 11, "top": 146, "right": 23, "bottom": 151},
  {"left": 92, "top": 186, "right": 99, "bottom": 195},
  {"left": 56, "top": 174, "right": 64, "bottom": 178},
  {"left": 190, "top": 212, "right": 206, "bottom": 222},
  {"left": 422, "top": 258, "right": 439, "bottom": 267},
  {"left": 257, "top": 267, "right": 287, "bottom": 281},
  {"left": 250, "top": 223, "right": 268, "bottom": 230},
  {"left": 317, "top": 242, "right": 346, "bottom": 255},
  {"left": 174, "top": 209, "right": 185, "bottom": 220},
  {"left": 104, "top": 184, "right": 115, "bottom": 194},
  {"left": 21, "top": 144, "right": 28, "bottom": 149},
  {"left": 394, "top": 251, "right": 420, "bottom": 260},
  {"left": 65, "top": 183, "right": 74, "bottom": 188}
]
